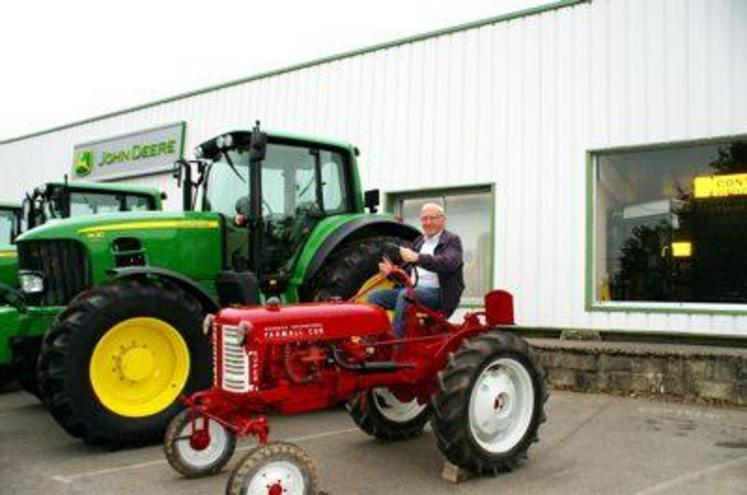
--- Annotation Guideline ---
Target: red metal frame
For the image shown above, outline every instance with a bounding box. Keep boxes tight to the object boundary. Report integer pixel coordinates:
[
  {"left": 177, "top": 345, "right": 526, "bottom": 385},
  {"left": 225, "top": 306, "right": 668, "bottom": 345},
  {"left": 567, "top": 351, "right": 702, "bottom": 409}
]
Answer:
[{"left": 181, "top": 267, "right": 514, "bottom": 449}]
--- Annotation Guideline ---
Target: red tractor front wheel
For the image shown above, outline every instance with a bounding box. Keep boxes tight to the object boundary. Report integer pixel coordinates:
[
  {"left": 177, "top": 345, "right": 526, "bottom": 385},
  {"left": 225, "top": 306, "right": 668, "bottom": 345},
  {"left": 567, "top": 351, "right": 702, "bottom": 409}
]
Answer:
[
  {"left": 226, "top": 442, "right": 318, "bottom": 495},
  {"left": 164, "top": 409, "right": 236, "bottom": 478}
]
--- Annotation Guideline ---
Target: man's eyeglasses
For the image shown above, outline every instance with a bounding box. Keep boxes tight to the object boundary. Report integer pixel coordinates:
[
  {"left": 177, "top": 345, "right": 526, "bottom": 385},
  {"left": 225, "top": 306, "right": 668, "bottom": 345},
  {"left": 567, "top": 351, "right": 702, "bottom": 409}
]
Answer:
[{"left": 420, "top": 215, "right": 444, "bottom": 222}]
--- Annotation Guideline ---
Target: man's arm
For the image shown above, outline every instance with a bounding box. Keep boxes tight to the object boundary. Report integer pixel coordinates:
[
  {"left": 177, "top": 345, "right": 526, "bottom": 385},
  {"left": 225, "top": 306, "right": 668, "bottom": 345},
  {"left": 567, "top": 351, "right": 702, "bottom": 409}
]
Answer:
[{"left": 417, "top": 235, "right": 463, "bottom": 274}]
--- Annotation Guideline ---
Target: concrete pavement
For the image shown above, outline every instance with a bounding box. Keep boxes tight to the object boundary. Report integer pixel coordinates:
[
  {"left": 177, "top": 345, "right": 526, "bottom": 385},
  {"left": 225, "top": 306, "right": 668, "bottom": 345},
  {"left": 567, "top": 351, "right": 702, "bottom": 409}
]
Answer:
[{"left": 1, "top": 389, "right": 746, "bottom": 494}]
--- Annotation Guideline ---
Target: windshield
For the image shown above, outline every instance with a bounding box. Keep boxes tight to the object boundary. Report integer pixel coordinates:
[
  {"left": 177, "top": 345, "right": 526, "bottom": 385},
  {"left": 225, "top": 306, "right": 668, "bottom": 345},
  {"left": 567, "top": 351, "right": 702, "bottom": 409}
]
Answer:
[
  {"left": 204, "top": 142, "right": 350, "bottom": 219},
  {"left": 0, "top": 209, "right": 19, "bottom": 244},
  {"left": 48, "top": 191, "right": 155, "bottom": 218},
  {"left": 24, "top": 188, "right": 157, "bottom": 229}
]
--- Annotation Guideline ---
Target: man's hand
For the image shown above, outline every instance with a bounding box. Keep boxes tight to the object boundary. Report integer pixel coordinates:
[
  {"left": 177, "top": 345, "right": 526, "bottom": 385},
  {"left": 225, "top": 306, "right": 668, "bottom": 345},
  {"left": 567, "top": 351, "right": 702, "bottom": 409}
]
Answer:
[
  {"left": 234, "top": 214, "right": 247, "bottom": 227},
  {"left": 378, "top": 256, "right": 395, "bottom": 276},
  {"left": 399, "top": 247, "right": 419, "bottom": 264}
]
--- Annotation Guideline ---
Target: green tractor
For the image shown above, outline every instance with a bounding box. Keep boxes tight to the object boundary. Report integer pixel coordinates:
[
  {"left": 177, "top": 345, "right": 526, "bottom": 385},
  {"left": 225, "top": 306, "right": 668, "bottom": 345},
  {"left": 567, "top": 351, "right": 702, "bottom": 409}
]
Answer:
[
  {"left": 1, "top": 181, "right": 164, "bottom": 392},
  {"left": 0, "top": 202, "right": 23, "bottom": 387},
  {"left": 16, "top": 125, "right": 418, "bottom": 445}
]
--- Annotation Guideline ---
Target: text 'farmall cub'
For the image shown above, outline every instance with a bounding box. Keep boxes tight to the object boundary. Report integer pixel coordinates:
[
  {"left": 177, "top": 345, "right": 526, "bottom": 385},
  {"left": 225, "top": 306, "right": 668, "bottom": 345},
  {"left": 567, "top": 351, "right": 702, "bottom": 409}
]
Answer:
[{"left": 164, "top": 267, "right": 548, "bottom": 495}]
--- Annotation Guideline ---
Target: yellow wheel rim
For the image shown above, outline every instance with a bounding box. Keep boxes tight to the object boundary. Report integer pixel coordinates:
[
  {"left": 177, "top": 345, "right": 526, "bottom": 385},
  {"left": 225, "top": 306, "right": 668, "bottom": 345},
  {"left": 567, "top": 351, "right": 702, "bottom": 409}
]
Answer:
[{"left": 90, "top": 317, "right": 190, "bottom": 418}]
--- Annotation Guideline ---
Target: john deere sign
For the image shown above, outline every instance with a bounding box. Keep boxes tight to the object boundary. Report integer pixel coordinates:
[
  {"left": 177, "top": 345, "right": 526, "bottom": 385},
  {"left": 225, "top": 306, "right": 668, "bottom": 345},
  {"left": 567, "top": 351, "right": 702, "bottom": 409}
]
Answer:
[{"left": 73, "top": 122, "right": 185, "bottom": 181}]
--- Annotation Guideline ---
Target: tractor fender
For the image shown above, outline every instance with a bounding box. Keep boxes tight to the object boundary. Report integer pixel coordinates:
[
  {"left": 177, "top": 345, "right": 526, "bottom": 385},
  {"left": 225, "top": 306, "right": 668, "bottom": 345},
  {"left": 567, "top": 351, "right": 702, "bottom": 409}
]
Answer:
[
  {"left": 108, "top": 267, "right": 219, "bottom": 313},
  {"left": 303, "top": 218, "right": 420, "bottom": 283}
]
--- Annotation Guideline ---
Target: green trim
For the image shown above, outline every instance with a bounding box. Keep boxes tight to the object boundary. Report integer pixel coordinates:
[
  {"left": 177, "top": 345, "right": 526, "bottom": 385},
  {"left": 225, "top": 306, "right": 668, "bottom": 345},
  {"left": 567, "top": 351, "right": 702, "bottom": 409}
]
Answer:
[
  {"left": 179, "top": 122, "right": 187, "bottom": 160},
  {"left": 588, "top": 132, "right": 747, "bottom": 155},
  {"left": 587, "top": 304, "right": 747, "bottom": 317},
  {"left": 0, "top": 0, "right": 589, "bottom": 145},
  {"left": 584, "top": 151, "right": 594, "bottom": 312},
  {"left": 585, "top": 133, "right": 747, "bottom": 316},
  {"left": 385, "top": 182, "right": 496, "bottom": 296}
]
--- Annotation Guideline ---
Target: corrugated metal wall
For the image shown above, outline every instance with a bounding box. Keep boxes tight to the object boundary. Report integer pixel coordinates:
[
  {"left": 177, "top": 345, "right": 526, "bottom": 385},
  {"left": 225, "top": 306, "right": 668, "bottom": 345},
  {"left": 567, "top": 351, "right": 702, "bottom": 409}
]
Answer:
[{"left": 1, "top": 0, "right": 746, "bottom": 335}]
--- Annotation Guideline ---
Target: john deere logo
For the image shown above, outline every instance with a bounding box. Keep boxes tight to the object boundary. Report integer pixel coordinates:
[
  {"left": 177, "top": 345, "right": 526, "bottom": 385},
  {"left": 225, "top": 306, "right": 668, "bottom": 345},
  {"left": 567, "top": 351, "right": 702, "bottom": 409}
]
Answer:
[{"left": 74, "top": 149, "right": 94, "bottom": 177}]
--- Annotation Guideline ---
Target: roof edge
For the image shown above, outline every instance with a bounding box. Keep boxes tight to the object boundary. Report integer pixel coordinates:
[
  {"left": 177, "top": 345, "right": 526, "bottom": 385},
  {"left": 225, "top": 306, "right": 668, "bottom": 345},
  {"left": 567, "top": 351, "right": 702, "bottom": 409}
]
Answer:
[{"left": 0, "top": 0, "right": 589, "bottom": 146}]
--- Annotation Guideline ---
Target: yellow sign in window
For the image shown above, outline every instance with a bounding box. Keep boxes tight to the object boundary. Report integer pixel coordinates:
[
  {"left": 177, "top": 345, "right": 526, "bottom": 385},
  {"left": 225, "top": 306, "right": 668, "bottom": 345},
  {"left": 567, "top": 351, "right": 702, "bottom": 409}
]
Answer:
[
  {"left": 671, "top": 241, "right": 692, "bottom": 258},
  {"left": 694, "top": 173, "right": 747, "bottom": 199}
]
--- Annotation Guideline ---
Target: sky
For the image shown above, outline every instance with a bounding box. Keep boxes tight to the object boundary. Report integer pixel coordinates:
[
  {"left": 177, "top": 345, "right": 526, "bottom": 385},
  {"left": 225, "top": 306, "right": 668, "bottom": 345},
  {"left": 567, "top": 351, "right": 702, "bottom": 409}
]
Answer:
[{"left": 0, "top": 0, "right": 550, "bottom": 141}]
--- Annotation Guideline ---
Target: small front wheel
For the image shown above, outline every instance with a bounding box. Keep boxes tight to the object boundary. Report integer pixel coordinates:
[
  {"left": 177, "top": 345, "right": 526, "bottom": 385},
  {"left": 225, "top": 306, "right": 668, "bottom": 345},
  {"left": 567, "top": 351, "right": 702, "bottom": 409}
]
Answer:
[
  {"left": 164, "top": 409, "right": 236, "bottom": 478},
  {"left": 226, "top": 442, "right": 319, "bottom": 495}
]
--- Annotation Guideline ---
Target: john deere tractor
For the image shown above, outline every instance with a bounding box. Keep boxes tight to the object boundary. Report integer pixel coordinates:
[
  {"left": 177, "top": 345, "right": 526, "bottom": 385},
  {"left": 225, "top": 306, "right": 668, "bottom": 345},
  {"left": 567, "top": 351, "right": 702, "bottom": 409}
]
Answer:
[
  {"left": 16, "top": 125, "right": 418, "bottom": 445},
  {"left": 0, "top": 202, "right": 22, "bottom": 387},
  {"left": 0, "top": 181, "right": 164, "bottom": 392}
]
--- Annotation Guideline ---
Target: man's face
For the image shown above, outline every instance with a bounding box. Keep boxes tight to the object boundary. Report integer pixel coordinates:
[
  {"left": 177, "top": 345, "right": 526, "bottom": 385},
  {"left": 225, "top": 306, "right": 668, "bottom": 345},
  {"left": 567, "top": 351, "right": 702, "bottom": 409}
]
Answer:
[{"left": 420, "top": 206, "right": 445, "bottom": 237}]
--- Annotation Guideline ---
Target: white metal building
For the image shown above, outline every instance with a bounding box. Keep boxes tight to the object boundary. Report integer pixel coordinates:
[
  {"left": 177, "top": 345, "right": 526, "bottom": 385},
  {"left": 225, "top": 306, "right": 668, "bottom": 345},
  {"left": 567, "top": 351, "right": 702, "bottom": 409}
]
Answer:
[{"left": 1, "top": 0, "right": 746, "bottom": 336}]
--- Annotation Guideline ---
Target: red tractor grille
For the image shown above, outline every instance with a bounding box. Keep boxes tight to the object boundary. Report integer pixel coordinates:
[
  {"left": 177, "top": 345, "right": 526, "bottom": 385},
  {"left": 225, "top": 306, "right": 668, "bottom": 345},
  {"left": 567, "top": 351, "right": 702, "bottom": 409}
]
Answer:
[{"left": 220, "top": 325, "right": 251, "bottom": 393}]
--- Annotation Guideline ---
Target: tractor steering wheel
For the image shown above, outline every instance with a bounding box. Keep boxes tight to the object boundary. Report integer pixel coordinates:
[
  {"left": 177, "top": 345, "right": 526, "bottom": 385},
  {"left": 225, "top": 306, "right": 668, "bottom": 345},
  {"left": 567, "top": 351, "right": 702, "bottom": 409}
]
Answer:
[{"left": 387, "top": 266, "right": 417, "bottom": 296}]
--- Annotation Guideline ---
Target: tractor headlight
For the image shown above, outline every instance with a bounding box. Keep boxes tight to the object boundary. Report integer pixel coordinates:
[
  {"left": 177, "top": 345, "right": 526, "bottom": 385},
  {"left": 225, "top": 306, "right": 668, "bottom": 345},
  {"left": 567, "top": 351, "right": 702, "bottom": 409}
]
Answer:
[
  {"left": 217, "top": 134, "right": 234, "bottom": 149},
  {"left": 235, "top": 321, "right": 252, "bottom": 346},
  {"left": 202, "top": 314, "right": 215, "bottom": 335},
  {"left": 19, "top": 271, "right": 44, "bottom": 294}
]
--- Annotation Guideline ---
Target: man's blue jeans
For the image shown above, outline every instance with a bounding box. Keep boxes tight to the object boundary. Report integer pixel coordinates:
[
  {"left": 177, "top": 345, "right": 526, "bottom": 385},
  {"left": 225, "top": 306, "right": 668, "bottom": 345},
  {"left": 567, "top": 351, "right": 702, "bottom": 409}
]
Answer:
[{"left": 367, "top": 287, "right": 442, "bottom": 338}]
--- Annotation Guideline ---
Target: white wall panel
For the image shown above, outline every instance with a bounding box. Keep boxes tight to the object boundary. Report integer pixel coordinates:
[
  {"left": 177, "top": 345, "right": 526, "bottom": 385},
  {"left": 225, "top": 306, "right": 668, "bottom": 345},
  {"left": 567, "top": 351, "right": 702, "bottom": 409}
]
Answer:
[{"left": 1, "top": 0, "right": 746, "bottom": 335}]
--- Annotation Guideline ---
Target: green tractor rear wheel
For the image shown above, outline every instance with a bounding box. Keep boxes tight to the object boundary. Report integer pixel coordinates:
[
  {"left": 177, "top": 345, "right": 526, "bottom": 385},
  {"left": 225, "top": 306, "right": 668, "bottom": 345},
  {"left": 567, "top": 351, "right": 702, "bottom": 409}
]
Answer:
[
  {"left": 37, "top": 279, "right": 212, "bottom": 446},
  {"left": 308, "top": 236, "right": 406, "bottom": 301}
]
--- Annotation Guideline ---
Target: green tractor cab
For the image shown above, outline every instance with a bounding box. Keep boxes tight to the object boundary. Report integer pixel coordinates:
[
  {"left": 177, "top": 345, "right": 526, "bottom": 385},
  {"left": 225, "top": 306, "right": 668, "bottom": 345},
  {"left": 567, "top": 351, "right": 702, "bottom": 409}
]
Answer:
[
  {"left": 17, "top": 125, "right": 419, "bottom": 446},
  {"left": 0, "top": 181, "right": 164, "bottom": 392},
  {"left": 0, "top": 202, "right": 22, "bottom": 289}
]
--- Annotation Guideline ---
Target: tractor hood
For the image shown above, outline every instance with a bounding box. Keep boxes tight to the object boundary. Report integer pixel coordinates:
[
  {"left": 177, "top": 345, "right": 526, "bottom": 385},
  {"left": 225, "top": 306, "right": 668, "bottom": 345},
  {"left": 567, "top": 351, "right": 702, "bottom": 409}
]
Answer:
[
  {"left": 15, "top": 210, "right": 225, "bottom": 299},
  {"left": 16, "top": 210, "right": 221, "bottom": 242},
  {"left": 216, "top": 300, "right": 392, "bottom": 343}
]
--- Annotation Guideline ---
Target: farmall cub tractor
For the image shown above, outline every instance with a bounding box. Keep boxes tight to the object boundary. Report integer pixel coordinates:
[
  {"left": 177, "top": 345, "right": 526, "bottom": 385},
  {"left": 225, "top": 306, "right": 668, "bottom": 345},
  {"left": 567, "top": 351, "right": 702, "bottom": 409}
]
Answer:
[{"left": 163, "top": 134, "right": 548, "bottom": 494}]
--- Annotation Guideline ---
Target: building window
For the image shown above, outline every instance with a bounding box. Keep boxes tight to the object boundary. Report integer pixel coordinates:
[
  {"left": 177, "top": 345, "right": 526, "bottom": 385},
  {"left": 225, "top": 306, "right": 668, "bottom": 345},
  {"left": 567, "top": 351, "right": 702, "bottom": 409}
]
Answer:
[
  {"left": 388, "top": 185, "right": 494, "bottom": 306},
  {"left": 592, "top": 137, "right": 747, "bottom": 306}
]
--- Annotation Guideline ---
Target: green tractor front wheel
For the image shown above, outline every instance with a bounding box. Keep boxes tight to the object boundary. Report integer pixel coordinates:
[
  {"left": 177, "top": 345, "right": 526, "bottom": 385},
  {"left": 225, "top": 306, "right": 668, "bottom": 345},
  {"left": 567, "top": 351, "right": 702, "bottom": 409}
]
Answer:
[{"left": 37, "top": 279, "right": 212, "bottom": 446}]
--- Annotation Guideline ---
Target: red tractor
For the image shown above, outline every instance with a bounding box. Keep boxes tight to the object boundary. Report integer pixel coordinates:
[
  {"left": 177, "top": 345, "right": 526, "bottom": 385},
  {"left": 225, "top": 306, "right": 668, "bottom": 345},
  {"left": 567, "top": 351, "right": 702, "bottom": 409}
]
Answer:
[{"left": 164, "top": 267, "right": 547, "bottom": 494}]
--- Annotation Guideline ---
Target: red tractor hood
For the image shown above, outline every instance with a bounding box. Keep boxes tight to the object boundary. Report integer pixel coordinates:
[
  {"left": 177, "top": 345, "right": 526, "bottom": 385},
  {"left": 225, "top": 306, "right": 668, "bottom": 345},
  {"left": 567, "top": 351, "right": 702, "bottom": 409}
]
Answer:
[{"left": 216, "top": 301, "right": 392, "bottom": 342}]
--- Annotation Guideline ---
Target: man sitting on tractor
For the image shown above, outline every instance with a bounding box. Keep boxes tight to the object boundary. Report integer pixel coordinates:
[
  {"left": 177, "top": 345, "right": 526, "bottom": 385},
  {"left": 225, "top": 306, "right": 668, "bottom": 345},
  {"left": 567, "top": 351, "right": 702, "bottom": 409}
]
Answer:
[{"left": 368, "top": 203, "right": 465, "bottom": 338}]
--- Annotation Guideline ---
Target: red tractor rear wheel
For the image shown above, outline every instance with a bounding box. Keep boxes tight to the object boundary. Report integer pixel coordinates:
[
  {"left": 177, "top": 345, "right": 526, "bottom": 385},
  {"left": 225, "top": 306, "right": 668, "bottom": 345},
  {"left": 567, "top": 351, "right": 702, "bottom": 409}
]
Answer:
[{"left": 431, "top": 331, "right": 548, "bottom": 474}]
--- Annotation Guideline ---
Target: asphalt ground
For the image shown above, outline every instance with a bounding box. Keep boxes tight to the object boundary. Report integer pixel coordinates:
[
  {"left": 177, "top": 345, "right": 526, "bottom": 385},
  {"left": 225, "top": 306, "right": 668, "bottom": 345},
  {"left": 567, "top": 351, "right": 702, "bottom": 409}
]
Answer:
[{"left": 1, "top": 389, "right": 746, "bottom": 495}]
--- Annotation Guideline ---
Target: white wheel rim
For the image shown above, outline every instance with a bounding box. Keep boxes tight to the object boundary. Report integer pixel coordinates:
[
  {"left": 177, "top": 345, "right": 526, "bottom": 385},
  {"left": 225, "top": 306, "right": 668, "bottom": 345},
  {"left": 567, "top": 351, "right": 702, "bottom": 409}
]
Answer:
[
  {"left": 175, "top": 417, "right": 230, "bottom": 469},
  {"left": 372, "top": 388, "right": 427, "bottom": 423},
  {"left": 468, "top": 357, "right": 535, "bottom": 454},
  {"left": 246, "top": 460, "right": 306, "bottom": 495}
]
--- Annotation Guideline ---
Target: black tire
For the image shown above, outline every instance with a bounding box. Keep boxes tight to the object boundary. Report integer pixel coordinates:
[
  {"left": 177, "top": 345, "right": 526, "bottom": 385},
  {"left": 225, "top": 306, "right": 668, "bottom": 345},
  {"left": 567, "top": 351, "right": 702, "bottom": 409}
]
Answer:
[
  {"left": 431, "top": 331, "right": 548, "bottom": 475},
  {"left": 37, "top": 278, "right": 212, "bottom": 446},
  {"left": 164, "top": 409, "right": 236, "bottom": 478},
  {"left": 11, "top": 336, "right": 41, "bottom": 398},
  {"left": 347, "top": 387, "right": 431, "bottom": 441},
  {"left": 226, "top": 442, "right": 319, "bottom": 495},
  {"left": 0, "top": 366, "right": 15, "bottom": 392},
  {"left": 307, "top": 236, "right": 408, "bottom": 301}
]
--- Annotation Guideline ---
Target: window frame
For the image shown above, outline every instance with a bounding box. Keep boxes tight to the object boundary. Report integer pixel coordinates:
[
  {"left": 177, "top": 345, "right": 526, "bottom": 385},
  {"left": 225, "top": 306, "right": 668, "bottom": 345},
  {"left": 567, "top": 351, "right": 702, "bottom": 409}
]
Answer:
[
  {"left": 385, "top": 183, "right": 495, "bottom": 308},
  {"left": 586, "top": 133, "right": 747, "bottom": 316}
]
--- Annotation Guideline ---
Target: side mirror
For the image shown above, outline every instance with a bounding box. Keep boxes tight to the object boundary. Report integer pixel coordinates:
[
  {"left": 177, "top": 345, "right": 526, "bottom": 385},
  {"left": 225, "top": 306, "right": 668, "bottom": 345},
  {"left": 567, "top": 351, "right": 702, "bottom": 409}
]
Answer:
[
  {"left": 172, "top": 159, "right": 185, "bottom": 183},
  {"left": 364, "top": 189, "right": 380, "bottom": 213}
]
